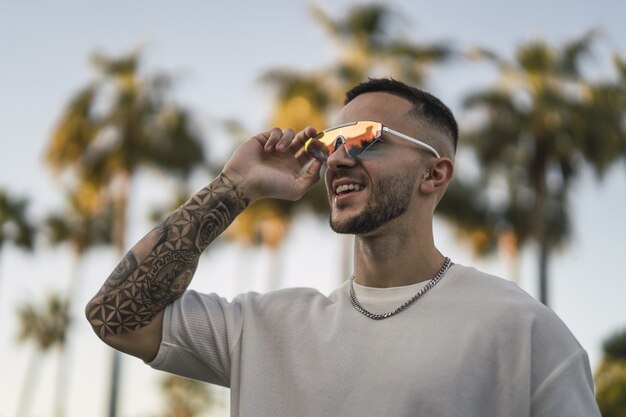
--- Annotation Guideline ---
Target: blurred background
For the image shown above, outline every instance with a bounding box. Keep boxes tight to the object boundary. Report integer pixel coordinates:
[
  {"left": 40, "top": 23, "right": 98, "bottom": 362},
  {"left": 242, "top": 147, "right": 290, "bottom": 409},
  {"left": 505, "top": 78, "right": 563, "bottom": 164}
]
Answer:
[{"left": 1, "top": 0, "right": 625, "bottom": 416}]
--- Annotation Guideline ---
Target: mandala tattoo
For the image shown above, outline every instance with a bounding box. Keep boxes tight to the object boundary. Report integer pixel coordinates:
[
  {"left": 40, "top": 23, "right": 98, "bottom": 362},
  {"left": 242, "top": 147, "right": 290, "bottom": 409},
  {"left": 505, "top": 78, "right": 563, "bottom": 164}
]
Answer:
[{"left": 86, "top": 173, "right": 249, "bottom": 338}]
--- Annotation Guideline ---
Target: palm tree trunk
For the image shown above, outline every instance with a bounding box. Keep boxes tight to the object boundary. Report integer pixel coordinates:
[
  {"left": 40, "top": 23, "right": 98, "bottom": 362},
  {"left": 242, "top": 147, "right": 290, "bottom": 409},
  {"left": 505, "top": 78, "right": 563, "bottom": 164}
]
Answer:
[
  {"left": 108, "top": 352, "right": 122, "bottom": 417},
  {"left": 0, "top": 250, "right": 5, "bottom": 392},
  {"left": 15, "top": 348, "right": 43, "bottom": 417},
  {"left": 532, "top": 137, "right": 549, "bottom": 306},
  {"left": 54, "top": 347, "right": 69, "bottom": 417},
  {"left": 108, "top": 171, "right": 130, "bottom": 417},
  {"left": 266, "top": 246, "right": 285, "bottom": 291},
  {"left": 538, "top": 240, "right": 549, "bottom": 306},
  {"left": 498, "top": 232, "right": 520, "bottom": 284},
  {"left": 54, "top": 250, "right": 84, "bottom": 417},
  {"left": 0, "top": 249, "right": 5, "bottom": 327},
  {"left": 112, "top": 174, "right": 129, "bottom": 256},
  {"left": 233, "top": 244, "right": 256, "bottom": 291},
  {"left": 534, "top": 190, "right": 550, "bottom": 306}
]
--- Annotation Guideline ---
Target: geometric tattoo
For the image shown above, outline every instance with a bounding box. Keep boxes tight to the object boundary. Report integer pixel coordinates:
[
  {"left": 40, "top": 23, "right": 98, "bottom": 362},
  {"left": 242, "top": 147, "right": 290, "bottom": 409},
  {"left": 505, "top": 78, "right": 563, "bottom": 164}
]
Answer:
[{"left": 85, "top": 173, "right": 250, "bottom": 338}]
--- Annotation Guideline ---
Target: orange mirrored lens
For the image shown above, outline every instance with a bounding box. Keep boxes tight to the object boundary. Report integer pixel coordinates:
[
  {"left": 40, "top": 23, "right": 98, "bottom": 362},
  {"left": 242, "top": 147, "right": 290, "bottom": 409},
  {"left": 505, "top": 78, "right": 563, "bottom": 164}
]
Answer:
[{"left": 305, "top": 121, "right": 383, "bottom": 160}]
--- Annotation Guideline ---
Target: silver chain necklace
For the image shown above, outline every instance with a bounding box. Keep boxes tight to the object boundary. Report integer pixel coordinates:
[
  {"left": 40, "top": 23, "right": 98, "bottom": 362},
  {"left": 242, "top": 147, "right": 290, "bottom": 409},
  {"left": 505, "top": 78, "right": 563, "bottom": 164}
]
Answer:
[{"left": 349, "top": 257, "right": 452, "bottom": 320}]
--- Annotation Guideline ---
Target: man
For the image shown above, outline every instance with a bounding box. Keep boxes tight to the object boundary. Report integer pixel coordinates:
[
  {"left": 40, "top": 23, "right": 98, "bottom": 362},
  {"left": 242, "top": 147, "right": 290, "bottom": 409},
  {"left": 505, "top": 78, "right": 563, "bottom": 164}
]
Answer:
[{"left": 86, "top": 78, "right": 600, "bottom": 416}]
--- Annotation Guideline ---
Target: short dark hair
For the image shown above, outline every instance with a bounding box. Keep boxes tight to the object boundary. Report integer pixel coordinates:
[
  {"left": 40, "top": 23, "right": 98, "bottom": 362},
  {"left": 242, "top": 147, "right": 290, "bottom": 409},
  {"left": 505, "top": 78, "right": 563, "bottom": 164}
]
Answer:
[{"left": 344, "top": 78, "right": 458, "bottom": 152}]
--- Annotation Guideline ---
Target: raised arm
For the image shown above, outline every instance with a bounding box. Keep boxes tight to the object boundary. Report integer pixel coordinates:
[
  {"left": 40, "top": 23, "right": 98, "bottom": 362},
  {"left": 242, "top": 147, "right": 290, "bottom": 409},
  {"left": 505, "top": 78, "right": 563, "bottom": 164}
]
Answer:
[{"left": 85, "top": 127, "right": 321, "bottom": 361}]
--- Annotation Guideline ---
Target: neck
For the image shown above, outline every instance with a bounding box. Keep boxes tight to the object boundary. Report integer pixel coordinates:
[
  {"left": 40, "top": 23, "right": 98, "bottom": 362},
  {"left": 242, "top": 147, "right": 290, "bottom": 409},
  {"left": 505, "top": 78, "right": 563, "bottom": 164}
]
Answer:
[{"left": 352, "top": 219, "right": 444, "bottom": 288}]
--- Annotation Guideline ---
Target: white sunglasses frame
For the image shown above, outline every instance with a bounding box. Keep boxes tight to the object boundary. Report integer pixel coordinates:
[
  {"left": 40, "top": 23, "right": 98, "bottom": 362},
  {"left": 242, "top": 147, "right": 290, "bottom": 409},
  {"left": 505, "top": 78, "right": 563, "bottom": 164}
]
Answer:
[
  {"left": 380, "top": 126, "right": 440, "bottom": 159},
  {"left": 308, "top": 121, "right": 440, "bottom": 160}
]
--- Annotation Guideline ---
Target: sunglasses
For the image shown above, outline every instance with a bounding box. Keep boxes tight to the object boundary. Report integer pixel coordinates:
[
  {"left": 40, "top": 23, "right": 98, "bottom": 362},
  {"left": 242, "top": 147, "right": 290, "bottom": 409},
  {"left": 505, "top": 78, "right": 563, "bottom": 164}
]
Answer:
[{"left": 304, "top": 120, "right": 440, "bottom": 161}]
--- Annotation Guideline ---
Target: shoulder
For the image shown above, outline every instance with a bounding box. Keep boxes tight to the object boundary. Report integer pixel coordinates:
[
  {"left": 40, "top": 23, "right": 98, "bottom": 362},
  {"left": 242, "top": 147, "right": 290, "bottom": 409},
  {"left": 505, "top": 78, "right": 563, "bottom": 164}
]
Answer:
[
  {"left": 444, "top": 263, "right": 545, "bottom": 312},
  {"left": 443, "top": 264, "right": 582, "bottom": 347},
  {"left": 166, "top": 287, "right": 335, "bottom": 343},
  {"left": 442, "top": 264, "right": 539, "bottom": 310},
  {"left": 229, "top": 286, "right": 336, "bottom": 318},
  {"left": 445, "top": 263, "right": 524, "bottom": 295}
]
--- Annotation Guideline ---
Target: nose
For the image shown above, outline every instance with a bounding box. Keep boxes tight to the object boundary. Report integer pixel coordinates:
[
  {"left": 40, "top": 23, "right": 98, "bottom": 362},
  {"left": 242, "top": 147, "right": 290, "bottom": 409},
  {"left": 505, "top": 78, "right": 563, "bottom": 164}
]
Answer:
[{"left": 326, "top": 139, "right": 357, "bottom": 171}]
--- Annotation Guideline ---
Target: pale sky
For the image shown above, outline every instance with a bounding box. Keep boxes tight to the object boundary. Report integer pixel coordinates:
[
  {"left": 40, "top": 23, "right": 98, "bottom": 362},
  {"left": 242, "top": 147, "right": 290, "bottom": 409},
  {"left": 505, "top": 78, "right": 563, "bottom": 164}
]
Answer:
[{"left": 1, "top": 1, "right": 625, "bottom": 416}]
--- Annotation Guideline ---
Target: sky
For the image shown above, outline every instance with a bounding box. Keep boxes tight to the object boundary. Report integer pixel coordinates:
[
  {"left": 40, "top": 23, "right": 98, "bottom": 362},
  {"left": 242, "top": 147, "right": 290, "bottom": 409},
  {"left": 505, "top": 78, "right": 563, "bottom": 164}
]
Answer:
[{"left": 1, "top": 1, "right": 625, "bottom": 416}]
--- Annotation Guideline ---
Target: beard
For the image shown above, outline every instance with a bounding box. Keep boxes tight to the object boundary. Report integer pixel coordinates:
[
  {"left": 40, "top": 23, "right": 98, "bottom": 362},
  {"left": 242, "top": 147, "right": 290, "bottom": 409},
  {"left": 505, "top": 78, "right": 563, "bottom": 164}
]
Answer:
[{"left": 329, "top": 171, "right": 418, "bottom": 235}]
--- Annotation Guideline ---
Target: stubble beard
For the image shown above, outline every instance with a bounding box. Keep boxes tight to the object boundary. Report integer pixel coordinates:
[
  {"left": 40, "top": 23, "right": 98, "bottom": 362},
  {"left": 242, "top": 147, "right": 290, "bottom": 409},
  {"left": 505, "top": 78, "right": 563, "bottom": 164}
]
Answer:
[{"left": 328, "top": 173, "right": 417, "bottom": 235}]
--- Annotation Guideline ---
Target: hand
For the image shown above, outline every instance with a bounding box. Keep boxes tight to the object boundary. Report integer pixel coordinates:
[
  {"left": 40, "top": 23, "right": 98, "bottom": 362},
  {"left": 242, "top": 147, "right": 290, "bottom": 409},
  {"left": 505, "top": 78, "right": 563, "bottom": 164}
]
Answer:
[{"left": 222, "top": 126, "right": 323, "bottom": 202}]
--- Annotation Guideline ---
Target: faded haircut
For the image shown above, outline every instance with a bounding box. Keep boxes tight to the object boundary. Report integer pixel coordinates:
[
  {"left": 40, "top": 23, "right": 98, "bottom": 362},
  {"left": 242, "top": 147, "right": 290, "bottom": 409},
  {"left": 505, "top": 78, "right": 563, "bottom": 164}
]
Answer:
[{"left": 344, "top": 78, "right": 458, "bottom": 153}]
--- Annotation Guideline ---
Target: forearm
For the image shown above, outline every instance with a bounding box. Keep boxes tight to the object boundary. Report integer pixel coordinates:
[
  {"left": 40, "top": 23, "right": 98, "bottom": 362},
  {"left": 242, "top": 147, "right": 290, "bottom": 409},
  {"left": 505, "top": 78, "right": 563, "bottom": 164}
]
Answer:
[{"left": 85, "top": 172, "right": 250, "bottom": 339}]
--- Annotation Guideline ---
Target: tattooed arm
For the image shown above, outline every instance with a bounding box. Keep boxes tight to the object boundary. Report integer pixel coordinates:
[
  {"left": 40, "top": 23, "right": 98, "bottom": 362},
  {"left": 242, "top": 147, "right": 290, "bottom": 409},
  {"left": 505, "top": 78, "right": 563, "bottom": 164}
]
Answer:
[{"left": 85, "top": 127, "right": 322, "bottom": 361}]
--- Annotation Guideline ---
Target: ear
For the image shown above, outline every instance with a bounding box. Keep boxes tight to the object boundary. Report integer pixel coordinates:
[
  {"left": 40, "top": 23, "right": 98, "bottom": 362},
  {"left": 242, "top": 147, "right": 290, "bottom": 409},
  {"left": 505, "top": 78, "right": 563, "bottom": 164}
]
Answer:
[{"left": 419, "top": 158, "right": 454, "bottom": 195}]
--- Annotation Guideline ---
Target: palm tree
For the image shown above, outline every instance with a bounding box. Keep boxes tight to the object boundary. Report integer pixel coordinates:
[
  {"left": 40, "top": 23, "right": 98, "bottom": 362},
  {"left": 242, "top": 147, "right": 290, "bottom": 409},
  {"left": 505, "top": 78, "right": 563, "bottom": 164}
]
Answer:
[
  {"left": 157, "top": 374, "right": 215, "bottom": 417},
  {"left": 46, "top": 48, "right": 207, "bottom": 417},
  {"left": 595, "top": 328, "right": 626, "bottom": 416},
  {"left": 263, "top": 3, "right": 453, "bottom": 132},
  {"left": 15, "top": 292, "right": 70, "bottom": 417},
  {"left": 0, "top": 189, "right": 35, "bottom": 323},
  {"left": 438, "top": 33, "right": 626, "bottom": 306},
  {"left": 44, "top": 181, "right": 114, "bottom": 417},
  {"left": 310, "top": 3, "right": 452, "bottom": 89}
]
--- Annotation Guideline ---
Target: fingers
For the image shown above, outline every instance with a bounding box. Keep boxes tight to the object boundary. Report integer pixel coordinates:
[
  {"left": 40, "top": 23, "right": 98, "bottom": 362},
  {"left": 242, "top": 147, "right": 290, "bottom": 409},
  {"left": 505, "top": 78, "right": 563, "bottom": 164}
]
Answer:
[
  {"left": 241, "top": 126, "right": 323, "bottom": 201},
  {"left": 261, "top": 126, "right": 317, "bottom": 154},
  {"left": 263, "top": 127, "right": 294, "bottom": 152},
  {"left": 290, "top": 126, "right": 318, "bottom": 153}
]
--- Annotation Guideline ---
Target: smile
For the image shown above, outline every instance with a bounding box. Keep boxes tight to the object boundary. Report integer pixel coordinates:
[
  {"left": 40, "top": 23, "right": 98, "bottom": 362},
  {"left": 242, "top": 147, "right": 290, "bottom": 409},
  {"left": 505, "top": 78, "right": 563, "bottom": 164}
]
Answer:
[{"left": 335, "top": 183, "right": 364, "bottom": 195}]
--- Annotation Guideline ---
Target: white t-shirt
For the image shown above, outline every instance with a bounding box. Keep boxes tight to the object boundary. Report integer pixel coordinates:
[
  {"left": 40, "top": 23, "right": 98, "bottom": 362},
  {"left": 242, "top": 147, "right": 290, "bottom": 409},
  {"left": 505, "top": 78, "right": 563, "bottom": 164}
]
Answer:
[{"left": 149, "top": 264, "right": 600, "bottom": 417}]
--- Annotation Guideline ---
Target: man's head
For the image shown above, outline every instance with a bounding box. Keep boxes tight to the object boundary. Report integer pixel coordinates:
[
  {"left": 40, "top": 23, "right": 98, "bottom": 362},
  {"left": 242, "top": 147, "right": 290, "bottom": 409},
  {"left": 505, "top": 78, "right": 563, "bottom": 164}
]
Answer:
[{"left": 322, "top": 78, "right": 457, "bottom": 235}]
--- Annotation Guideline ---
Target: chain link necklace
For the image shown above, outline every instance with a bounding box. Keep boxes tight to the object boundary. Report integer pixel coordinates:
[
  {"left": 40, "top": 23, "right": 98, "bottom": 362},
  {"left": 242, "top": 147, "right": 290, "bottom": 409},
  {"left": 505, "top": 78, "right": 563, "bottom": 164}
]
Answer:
[{"left": 349, "top": 257, "right": 452, "bottom": 320}]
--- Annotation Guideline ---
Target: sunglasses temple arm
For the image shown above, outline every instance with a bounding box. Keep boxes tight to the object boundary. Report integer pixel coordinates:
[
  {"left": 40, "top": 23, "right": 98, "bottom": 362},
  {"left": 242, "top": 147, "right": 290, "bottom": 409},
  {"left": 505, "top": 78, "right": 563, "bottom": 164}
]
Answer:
[{"left": 382, "top": 127, "right": 440, "bottom": 158}]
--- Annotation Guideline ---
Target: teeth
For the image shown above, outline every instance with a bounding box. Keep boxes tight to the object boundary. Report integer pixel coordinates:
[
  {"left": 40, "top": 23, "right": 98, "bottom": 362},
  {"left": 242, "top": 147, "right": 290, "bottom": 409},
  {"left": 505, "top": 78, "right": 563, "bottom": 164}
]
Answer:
[{"left": 335, "top": 183, "right": 363, "bottom": 194}]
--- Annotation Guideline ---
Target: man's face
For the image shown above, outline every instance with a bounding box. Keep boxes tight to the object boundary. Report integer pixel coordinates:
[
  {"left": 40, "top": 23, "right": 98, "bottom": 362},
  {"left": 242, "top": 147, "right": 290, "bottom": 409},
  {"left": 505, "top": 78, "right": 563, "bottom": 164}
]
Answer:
[{"left": 324, "top": 92, "right": 428, "bottom": 235}]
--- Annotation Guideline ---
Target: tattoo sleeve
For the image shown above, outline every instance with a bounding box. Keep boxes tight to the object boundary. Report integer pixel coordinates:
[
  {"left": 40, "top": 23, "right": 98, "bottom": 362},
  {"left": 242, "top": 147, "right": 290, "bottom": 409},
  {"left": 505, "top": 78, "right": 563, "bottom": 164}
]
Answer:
[{"left": 85, "top": 173, "right": 250, "bottom": 338}]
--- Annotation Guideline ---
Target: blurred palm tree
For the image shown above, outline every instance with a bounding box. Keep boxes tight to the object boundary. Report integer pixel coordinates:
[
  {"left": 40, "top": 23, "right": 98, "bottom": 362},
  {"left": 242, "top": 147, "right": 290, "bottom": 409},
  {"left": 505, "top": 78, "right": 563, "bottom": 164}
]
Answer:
[
  {"left": 310, "top": 3, "right": 452, "bottom": 90},
  {"left": 15, "top": 292, "right": 69, "bottom": 417},
  {"left": 44, "top": 181, "right": 114, "bottom": 417},
  {"left": 0, "top": 189, "right": 35, "bottom": 314},
  {"left": 596, "top": 328, "right": 626, "bottom": 416},
  {"left": 46, "top": 48, "right": 207, "bottom": 417},
  {"left": 263, "top": 3, "right": 453, "bottom": 133},
  {"left": 437, "top": 33, "right": 626, "bottom": 305},
  {"left": 157, "top": 374, "right": 215, "bottom": 417},
  {"left": 242, "top": 3, "right": 454, "bottom": 285}
]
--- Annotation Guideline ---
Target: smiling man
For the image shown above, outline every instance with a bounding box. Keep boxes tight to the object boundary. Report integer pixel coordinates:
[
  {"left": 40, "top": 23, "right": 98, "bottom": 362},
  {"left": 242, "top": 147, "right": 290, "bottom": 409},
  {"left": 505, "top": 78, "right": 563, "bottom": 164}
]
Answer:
[{"left": 86, "top": 78, "right": 600, "bottom": 416}]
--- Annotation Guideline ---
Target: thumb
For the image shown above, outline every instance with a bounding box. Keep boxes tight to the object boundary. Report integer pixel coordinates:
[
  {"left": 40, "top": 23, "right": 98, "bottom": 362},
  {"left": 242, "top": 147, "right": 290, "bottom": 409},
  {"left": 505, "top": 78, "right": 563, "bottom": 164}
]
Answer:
[{"left": 296, "top": 159, "right": 323, "bottom": 192}]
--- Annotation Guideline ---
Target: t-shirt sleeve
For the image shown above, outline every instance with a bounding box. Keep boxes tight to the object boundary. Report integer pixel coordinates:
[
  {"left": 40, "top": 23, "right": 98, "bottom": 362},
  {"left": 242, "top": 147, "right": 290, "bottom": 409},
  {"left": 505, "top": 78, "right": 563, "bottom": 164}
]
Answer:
[
  {"left": 147, "top": 290, "right": 244, "bottom": 387},
  {"left": 531, "top": 349, "right": 600, "bottom": 417},
  {"left": 525, "top": 300, "right": 601, "bottom": 417}
]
